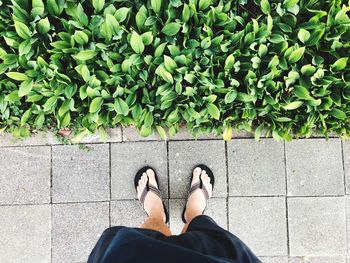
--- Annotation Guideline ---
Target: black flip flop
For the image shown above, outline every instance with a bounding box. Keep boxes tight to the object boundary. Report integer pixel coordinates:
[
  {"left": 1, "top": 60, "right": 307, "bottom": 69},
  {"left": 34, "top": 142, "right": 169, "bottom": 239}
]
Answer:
[
  {"left": 181, "top": 164, "right": 215, "bottom": 223},
  {"left": 134, "top": 166, "right": 169, "bottom": 223}
]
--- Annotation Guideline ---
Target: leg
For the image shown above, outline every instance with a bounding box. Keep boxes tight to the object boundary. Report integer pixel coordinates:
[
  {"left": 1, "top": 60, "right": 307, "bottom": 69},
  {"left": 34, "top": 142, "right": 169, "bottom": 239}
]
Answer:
[
  {"left": 181, "top": 167, "right": 213, "bottom": 234},
  {"left": 141, "top": 217, "right": 172, "bottom": 236},
  {"left": 137, "top": 169, "right": 172, "bottom": 236}
]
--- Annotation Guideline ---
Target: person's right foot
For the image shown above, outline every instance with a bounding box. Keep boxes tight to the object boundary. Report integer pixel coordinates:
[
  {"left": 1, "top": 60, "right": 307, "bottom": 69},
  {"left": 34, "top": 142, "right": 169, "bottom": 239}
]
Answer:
[{"left": 184, "top": 167, "right": 213, "bottom": 223}]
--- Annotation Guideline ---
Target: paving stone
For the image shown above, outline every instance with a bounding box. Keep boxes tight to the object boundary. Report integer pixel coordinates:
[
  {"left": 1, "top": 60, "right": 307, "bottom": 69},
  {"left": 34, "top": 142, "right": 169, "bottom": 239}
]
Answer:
[
  {"left": 0, "top": 131, "right": 59, "bottom": 146},
  {"left": 285, "top": 139, "right": 344, "bottom": 196},
  {"left": 52, "top": 202, "right": 109, "bottom": 263},
  {"left": 289, "top": 256, "right": 346, "bottom": 263},
  {"left": 347, "top": 196, "right": 350, "bottom": 254},
  {"left": 122, "top": 126, "right": 162, "bottom": 141},
  {"left": 169, "top": 140, "right": 227, "bottom": 198},
  {"left": 110, "top": 200, "right": 148, "bottom": 227},
  {"left": 343, "top": 141, "right": 350, "bottom": 194},
  {"left": 228, "top": 197, "right": 287, "bottom": 256},
  {"left": 52, "top": 144, "right": 110, "bottom": 203},
  {"left": 227, "top": 139, "right": 285, "bottom": 196},
  {"left": 288, "top": 197, "right": 346, "bottom": 256},
  {"left": 0, "top": 205, "right": 51, "bottom": 263},
  {"left": 0, "top": 146, "right": 51, "bottom": 205},
  {"left": 259, "top": 257, "right": 288, "bottom": 263},
  {"left": 111, "top": 141, "right": 168, "bottom": 199},
  {"left": 169, "top": 128, "right": 219, "bottom": 140},
  {"left": 169, "top": 198, "right": 227, "bottom": 235}
]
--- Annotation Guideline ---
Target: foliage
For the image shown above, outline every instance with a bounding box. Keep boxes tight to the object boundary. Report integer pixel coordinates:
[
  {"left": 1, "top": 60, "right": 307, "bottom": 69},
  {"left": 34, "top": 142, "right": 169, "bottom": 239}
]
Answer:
[{"left": 0, "top": 0, "right": 350, "bottom": 141}]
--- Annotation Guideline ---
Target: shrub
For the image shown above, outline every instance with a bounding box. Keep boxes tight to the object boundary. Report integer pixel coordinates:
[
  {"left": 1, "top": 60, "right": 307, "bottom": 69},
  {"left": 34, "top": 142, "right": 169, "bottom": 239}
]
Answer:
[{"left": 0, "top": 0, "right": 350, "bottom": 141}]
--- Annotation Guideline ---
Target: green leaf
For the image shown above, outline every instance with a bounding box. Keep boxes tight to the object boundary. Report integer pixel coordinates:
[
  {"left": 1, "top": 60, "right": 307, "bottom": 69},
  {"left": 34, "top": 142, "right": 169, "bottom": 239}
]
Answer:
[
  {"left": 207, "top": 103, "right": 220, "bottom": 120},
  {"left": 294, "top": 86, "right": 310, "bottom": 99},
  {"left": 282, "top": 101, "right": 303, "bottom": 110},
  {"left": 151, "top": 0, "right": 162, "bottom": 14},
  {"left": 288, "top": 46, "right": 305, "bottom": 63},
  {"left": 136, "top": 5, "right": 147, "bottom": 30},
  {"left": 182, "top": 4, "right": 190, "bottom": 22},
  {"left": 130, "top": 31, "right": 145, "bottom": 54},
  {"left": 6, "top": 72, "right": 29, "bottom": 81},
  {"left": 297, "top": 29, "right": 310, "bottom": 44},
  {"left": 283, "top": 0, "right": 299, "bottom": 9},
  {"left": 224, "top": 54, "right": 235, "bottom": 71},
  {"left": 332, "top": 57, "right": 348, "bottom": 71},
  {"left": 141, "top": 32, "right": 153, "bottom": 46},
  {"left": 261, "top": 0, "right": 271, "bottom": 15},
  {"left": 74, "top": 30, "right": 88, "bottom": 45},
  {"left": 301, "top": 64, "right": 316, "bottom": 76},
  {"left": 18, "top": 79, "right": 33, "bottom": 97},
  {"left": 199, "top": 0, "right": 211, "bottom": 11},
  {"left": 224, "top": 90, "right": 237, "bottom": 104},
  {"left": 92, "top": 0, "right": 105, "bottom": 12},
  {"left": 330, "top": 109, "right": 346, "bottom": 120},
  {"left": 21, "top": 109, "right": 32, "bottom": 126},
  {"left": 161, "top": 22, "right": 181, "bottom": 36},
  {"left": 75, "top": 65, "right": 90, "bottom": 82},
  {"left": 114, "top": 98, "right": 130, "bottom": 116},
  {"left": 154, "top": 43, "right": 167, "bottom": 57},
  {"left": 156, "top": 126, "right": 167, "bottom": 140},
  {"left": 58, "top": 99, "right": 71, "bottom": 116},
  {"left": 14, "top": 21, "right": 31, "bottom": 39},
  {"left": 32, "top": 0, "right": 44, "bottom": 16},
  {"left": 74, "top": 50, "right": 97, "bottom": 60},
  {"left": 115, "top": 7, "right": 129, "bottom": 22},
  {"left": 89, "top": 97, "right": 103, "bottom": 113},
  {"left": 157, "top": 66, "right": 174, "bottom": 84},
  {"left": 43, "top": 96, "right": 57, "bottom": 111},
  {"left": 37, "top": 17, "right": 50, "bottom": 34},
  {"left": 164, "top": 55, "right": 177, "bottom": 73}
]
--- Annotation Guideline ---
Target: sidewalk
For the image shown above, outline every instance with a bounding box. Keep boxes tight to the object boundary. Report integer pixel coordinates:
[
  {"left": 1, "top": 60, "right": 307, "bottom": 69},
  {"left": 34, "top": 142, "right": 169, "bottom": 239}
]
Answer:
[{"left": 0, "top": 127, "right": 349, "bottom": 263}]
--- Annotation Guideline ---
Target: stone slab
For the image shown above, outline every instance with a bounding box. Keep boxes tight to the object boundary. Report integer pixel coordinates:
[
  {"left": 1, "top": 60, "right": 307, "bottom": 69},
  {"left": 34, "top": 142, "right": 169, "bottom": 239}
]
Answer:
[
  {"left": 52, "top": 144, "right": 110, "bottom": 203},
  {"left": 111, "top": 141, "right": 168, "bottom": 199},
  {"left": 289, "top": 256, "right": 346, "bottom": 263},
  {"left": 259, "top": 257, "right": 288, "bottom": 263},
  {"left": 228, "top": 197, "right": 287, "bottom": 256},
  {"left": 122, "top": 126, "right": 162, "bottom": 141},
  {"left": 0, "top": 146, "right": 51, "bottom": 204},
  {"left": 80, "top": 127, "right": 122, "bottom": 143},
  {"left": 110, "top": 200, "right": 148, "bottom": 228},
  {"left": 168, "top": 140, "right": 227, "bottom": 198},
  {"left": 0, "top": 131, "right": 59, "bottom": 146},
  {"left": 342, "top": 140, "right": 350, "bottom": 194},
  {"left": 52, "top": 202, "right": 109, "bottom": 263},
  {"left": 0, "top": 205, "right": 51, "bottom": 263},
  {"left": 288, "top": 197, "right": 346, "bottom": 256},
  {"left": 169, "top": 198, "right": 227, "bottom": 235},
  {"left": 286, "top": 139, "right": 344, "bottom": 196},
  {"left": 227, "top": 139, "right": 285, "bottom": 196}
]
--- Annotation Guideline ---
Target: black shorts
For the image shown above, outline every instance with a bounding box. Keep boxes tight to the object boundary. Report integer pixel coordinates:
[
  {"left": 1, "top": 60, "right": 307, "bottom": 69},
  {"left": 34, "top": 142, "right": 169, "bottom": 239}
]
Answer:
[{"left": 88, "top": 215, "right": 261, "bottom": 263}]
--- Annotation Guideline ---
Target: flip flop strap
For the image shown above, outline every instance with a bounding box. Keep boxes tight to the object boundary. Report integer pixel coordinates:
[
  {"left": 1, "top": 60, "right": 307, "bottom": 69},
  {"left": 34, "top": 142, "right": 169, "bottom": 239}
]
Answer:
[
  {"left": 189, "top": 181, "right": 210, "bottom": 201},
  {"left": 139, "top": 183, "right": 161, "bottom": 204}
]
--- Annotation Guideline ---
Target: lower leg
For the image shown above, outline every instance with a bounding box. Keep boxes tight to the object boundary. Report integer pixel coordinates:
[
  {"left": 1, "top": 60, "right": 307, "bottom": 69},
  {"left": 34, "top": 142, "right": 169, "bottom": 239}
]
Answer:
[{"left": 141, "top": 216, "right": 172, "bottom": 236}]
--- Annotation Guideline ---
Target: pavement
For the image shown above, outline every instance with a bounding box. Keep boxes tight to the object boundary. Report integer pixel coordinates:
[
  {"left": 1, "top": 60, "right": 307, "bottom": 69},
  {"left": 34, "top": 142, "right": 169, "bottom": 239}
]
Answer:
[{"left": 0, "top": 127, "right": 349, "bottom": 263}]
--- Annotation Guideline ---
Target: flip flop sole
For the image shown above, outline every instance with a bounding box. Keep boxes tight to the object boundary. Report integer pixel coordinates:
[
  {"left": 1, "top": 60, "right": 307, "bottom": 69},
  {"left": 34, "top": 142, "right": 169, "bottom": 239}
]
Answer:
[
  {"left": 181, "top": 164, "right": 215, "bottom": 223},
  {"left": 134, "top": 166, "right": 169, "bottom": 223}
]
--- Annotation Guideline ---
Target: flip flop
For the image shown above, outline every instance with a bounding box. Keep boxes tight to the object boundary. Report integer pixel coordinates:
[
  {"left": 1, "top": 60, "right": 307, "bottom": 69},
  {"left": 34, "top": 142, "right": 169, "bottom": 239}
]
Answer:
[
  {"left": 134, "top": 166, "right": 169, "bottom": 224},
  {"left": 181, "top": 164, "right": 215, "bottom": 223}
]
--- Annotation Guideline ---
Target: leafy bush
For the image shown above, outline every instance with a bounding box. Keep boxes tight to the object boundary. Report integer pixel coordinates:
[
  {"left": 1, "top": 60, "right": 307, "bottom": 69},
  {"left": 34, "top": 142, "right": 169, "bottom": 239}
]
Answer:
[{"left": 0, "top": 0, "right": 350, "bottom": 141}]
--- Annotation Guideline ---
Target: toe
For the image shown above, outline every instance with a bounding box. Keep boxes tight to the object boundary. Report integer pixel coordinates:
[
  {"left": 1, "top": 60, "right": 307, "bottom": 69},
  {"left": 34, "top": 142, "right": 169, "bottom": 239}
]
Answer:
[
  {"left": 146, "top": 169, "right": 154, "bottom": 176},
  {"left": 191, "top": 167, "right": 201, "bottom": 186},
  {"left": 147, "top": 169, "right": 158, "bottom": 188}
]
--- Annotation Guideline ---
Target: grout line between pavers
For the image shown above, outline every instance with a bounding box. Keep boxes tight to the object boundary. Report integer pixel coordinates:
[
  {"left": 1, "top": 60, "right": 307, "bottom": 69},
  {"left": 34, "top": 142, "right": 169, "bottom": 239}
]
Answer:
[
  {"left": 225, "top": 141, "right": 229, "bottom": 230},
  {"left": 121, "top": 126, "right": 124, "bottom": 142},
  {"left": 284, "top": 141, "right": 290, "bottom": 256},
  {"left": 166, "top": 141, "right": 170, "bottom": 200},
  {"left": 50, "top": 145, "right": 53, "bottom": 263}
]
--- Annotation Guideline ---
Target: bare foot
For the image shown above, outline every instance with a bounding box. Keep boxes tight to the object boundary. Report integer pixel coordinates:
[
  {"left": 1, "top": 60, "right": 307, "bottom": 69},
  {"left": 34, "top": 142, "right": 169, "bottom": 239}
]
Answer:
[
  {"left": 136, "top": 169, "right": 166, "bottom": 222},
  {"left": 184, "top": 167, "right": 213, "bottom": 223}
]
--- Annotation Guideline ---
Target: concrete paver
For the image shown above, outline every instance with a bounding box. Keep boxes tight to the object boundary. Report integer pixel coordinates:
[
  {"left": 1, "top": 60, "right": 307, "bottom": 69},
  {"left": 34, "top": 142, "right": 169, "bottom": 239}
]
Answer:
[
  {"left": 289, "top": 256, "right": 346, "bottom": 263},
  {"left": 168, "top": 140, "right": 227, "bottom": 198},
  {"left": 227, "top": 139, "right": 285, "bottom": 196},
  {"left": 228, "top": 197, "right": 288, "bottom": 256},
  {"left": 288, "top": 197, "right": 346, "bottom": 256},
  {"left": 0, "top": 205, "right": 51, "bottom": 263},
  {"left": 52, "top": 202, "right": 109, "bottom": 263},
  {"left": 0, "top": 146, "right": 51, "bottom": 204},
  {"left": 286, "top": 139, "right": 344, "bottom": 196},
  {"left": 52, "top": 144, "right": 110, "bottom": 203}
]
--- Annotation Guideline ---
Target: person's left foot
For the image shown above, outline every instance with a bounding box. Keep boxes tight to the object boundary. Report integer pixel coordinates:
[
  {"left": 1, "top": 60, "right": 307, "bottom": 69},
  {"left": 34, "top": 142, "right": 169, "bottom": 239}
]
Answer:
[{"left": 136, "top": 169, "right": 166, "bottom": 222}]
